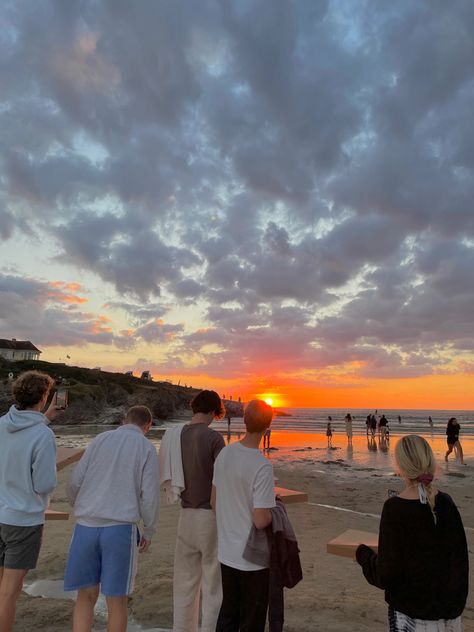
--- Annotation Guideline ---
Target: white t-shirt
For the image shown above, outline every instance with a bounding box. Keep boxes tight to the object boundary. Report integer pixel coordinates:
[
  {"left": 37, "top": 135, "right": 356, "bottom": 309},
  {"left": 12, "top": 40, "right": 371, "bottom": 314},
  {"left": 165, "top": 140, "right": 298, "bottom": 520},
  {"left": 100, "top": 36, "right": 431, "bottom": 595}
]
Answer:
[{"left": 212, "top": 441, "right": 276, "bottom": 571}]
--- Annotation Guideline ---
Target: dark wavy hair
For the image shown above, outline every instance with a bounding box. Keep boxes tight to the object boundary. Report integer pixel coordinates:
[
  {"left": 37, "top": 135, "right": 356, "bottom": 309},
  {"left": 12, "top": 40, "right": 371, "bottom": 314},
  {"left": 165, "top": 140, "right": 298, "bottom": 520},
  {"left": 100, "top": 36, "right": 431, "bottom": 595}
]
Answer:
[
  {"left": 191, "top": 390, "right": 225, "bottom": 419},
  {"left": 12, "top": 371, "right": 54, "bottom": 410}
]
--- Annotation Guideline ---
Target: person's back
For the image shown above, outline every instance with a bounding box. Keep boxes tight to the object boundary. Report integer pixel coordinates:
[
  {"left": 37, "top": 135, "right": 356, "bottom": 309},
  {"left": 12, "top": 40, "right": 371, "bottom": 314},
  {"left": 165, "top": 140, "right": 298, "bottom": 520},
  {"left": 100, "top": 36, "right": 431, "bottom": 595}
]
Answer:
[
  {"left": 172, "top": 389, "right": 225, "bottom": 632},
  {"left": 214, "top": 441, "right": 273, "bottom": 571},
  {"left": 180, "top": 423, "right": 223, "bottom": 509},
  {"left": 0, "top": 370, "right": 58, "bottom": 632},
  {"left": 69, "top": 425, "right": 157, "bottom": 526},
  {"left": 64, "top": 406, "right": 159, "bottom": 632},
  {"left": 0, "top": 407, "right": 56, "bottom": 527},
  {"left": 357, "top": 434, "right": 469, "bottom": 628},
  {"left": 376, "top": 492, "right": 468, "bottom": 620},
  {"left": 213, "top": 399, "right": 276, "bottom": 632}
]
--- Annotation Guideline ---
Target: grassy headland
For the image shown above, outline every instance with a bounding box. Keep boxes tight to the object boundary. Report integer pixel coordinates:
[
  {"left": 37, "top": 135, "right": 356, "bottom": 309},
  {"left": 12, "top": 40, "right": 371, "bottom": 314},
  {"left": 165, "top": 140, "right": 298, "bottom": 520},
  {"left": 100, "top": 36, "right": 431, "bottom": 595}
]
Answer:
[{"left": 0, "top": 357, "right": 243, "bottom": 424}]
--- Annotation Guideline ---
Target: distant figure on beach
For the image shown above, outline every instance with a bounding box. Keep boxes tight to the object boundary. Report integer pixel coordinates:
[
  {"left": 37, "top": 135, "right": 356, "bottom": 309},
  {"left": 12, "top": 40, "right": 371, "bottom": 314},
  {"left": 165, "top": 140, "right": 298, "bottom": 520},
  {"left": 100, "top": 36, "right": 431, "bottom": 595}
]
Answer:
[
  {"left": 356, "top": 435, "right": 468, "bottom": 630},
  {"left": 370, "top": 414, "right": 377, "bottom": 438},
  {"left": 64, "top": 406, "right": 160, "bottom": 632},
  {"left": 445, "top": 417, "right": 465, "bottom": 465},
  {"left": 263, "top": 426, "right": 272, "bottom": 449},
  {"left": 212, "top": 400, "right": 275, "bottom": 632},
  {"left": 379, "top": 414, "right": 388, "bottom": 439},
  {"left": 226, "top": 413, "right": 231, "bottom": 444},
  {"left": 344, "top": 413, "right": 353, "bottom": 444},
  {"left": 0, "top": 371, "right": 60, "bottom": 632},
  {"left": 172, "top": 390, "right": 225, "bottom": 632},
  {"left": 366, "top": 414, "right": 371, "bottom": 436},
  {"left": 398, "top": 415, "right": 401, "bottom": 423},
  {"left": 428, "top": 416, "right": 433, "bottom": 426},
  {"left": 326, "top": 421, "right": 333, "bottom": 447}
]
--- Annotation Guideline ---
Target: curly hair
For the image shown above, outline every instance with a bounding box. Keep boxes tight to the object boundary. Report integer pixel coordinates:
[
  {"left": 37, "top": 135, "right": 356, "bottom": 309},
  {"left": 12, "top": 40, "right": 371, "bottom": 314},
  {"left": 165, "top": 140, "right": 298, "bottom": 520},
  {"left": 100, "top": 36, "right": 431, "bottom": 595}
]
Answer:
[{"left": 12, "top": 370, "right": 54, "bottom": 410}]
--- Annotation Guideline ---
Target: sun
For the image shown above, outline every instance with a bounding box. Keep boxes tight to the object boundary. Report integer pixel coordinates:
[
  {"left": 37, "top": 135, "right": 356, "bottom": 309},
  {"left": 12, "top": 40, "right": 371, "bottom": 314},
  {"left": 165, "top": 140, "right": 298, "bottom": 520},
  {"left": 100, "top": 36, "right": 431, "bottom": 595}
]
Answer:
[{"left": 264, "top": 397, "right": 273, "bottom": 406}]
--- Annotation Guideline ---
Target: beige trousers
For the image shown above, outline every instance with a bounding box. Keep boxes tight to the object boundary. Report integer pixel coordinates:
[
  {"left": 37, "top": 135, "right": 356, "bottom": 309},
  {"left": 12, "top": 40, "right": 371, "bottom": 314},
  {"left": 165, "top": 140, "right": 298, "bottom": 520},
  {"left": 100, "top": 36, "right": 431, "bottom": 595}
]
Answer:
[{"left": 173, "top": 508, "right": 222, "bottom": 632}]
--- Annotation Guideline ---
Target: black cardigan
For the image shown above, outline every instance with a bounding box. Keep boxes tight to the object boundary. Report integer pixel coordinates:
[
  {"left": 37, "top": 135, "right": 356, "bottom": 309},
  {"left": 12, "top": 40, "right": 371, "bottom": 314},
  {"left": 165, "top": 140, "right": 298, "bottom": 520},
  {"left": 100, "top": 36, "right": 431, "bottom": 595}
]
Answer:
[{"left": 356, "top": 491, "right": 469, "bottom": 620}]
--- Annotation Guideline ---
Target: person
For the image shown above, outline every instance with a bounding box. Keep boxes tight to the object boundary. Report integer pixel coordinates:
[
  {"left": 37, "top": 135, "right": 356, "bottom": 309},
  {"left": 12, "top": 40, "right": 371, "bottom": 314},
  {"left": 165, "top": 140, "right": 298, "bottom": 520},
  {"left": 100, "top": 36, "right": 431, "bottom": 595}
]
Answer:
[
  {"left": 445, "top": 417, "right": 464, "bottom": 464},
  {"left": 379, "top": 414, "right": 388, "bottom": 439},
  {"left": 370, "top": 414, "right": 377, "bottom": 438},
  {"left": 326, "top": 421, "right": 333, "bottom": 447},
  {"left": 428, "top": 416, "right": 433, "bottom": 426},
  {"left": 212, "top": 400, "right": 275, "bottom": 632},
  {"left": 344, "top": 413, "right": 353, "bottom": 444},
  {"left": 0, "top": 370, "right": 60, "bottom": 632},
  {"left": 172, "top": 390, "right": 225, "bottom": 632},
  {"left": 226, "top": 412, "right": 231, "bottom": 444},
  {"left": 397, "top": 415, "right": 401, "bottom": 424},
  {"left": 366, "top": 414, "right": 371, "bottom": 436},
  {"left": 263, "top": 426, "right": 272, "bottom": 449},
  {"left": 356, "top": 435, "right": 469, "bottom": 631},
  {"left": 64, "top": 406, "right": 160, "bottom": 632}
]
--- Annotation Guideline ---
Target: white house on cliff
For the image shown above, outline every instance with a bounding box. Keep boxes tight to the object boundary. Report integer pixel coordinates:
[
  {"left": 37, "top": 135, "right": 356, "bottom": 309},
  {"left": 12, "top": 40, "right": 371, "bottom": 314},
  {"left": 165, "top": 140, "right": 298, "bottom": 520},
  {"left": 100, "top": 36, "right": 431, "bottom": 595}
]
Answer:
[{"left": 0, "top": 339, "right": 41, "bottom": 361}]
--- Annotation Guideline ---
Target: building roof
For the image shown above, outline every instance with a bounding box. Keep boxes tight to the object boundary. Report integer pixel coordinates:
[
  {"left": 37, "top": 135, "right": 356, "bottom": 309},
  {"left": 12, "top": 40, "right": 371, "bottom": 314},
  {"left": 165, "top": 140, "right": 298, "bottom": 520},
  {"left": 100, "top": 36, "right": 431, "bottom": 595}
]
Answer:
[{"left": 0, "top": 339, "right": 42, "bottom": 353}]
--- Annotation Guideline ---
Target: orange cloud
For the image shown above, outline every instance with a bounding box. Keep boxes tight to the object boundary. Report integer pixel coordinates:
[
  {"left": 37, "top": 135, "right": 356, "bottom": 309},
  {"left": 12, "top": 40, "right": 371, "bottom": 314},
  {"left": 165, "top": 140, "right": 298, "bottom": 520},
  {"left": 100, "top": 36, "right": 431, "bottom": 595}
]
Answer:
[
  {"left": 47, "top": 281, "right": 88, "bottom": 305},
  {"left": 89, "top": 314, "right": 114, "bottom": 334}
]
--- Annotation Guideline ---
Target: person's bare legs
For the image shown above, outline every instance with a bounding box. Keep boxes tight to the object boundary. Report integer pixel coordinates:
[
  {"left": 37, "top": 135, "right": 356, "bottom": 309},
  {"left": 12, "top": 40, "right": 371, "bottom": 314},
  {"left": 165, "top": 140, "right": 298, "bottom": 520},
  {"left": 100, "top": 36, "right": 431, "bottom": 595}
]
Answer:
[
  {"left": 73, "top": 585, "right": 100, "bottom": 632},
  {"left": 106, "top": 595, "right": 128, "bottom": 632},
  {"left": 0, "top": 567, "right": 28, "bottom": 632},
  {"left": 455, "top": 441, "right": 465, "bottom": 464},
  {"left": 445, "top": 445, "right": 453, "bottom": 462}
]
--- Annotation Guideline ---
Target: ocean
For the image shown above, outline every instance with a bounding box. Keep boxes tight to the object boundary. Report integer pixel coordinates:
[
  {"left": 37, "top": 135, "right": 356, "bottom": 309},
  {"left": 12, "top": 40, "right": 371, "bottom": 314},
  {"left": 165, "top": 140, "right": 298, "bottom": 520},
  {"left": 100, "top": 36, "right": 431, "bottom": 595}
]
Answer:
[{"left": 217, "top": 407, "right": 474, "bottom": 436}]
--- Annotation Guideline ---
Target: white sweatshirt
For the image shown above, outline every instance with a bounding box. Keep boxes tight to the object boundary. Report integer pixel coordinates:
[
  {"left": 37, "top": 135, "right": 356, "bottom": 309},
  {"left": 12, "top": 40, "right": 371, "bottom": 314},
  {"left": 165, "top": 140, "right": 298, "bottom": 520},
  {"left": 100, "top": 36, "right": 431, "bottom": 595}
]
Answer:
[{"left": 67, "top": 424, "right": 160, "bottom": 540}]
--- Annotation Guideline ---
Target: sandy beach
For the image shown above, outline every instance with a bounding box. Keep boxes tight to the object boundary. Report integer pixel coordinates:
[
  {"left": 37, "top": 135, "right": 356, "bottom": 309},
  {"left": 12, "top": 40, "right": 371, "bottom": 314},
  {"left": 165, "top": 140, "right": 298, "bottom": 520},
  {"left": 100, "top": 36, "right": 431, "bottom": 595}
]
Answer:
[{"left": 17, "top": 431, "right": 474, "bottom": 632}]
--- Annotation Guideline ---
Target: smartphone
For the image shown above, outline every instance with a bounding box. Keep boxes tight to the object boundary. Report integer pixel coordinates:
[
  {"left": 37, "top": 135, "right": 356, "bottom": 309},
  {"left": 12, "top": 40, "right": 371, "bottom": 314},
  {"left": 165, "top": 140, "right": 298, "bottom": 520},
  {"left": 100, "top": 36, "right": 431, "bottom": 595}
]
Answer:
[{"left": 56, "top": 387, "right": 68, "bottom": 409}]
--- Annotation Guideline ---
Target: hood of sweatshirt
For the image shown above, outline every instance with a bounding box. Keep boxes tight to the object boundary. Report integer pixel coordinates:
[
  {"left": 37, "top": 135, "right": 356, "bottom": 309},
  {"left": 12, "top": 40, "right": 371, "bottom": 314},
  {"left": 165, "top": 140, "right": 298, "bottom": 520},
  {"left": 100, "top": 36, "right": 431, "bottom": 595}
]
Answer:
[{"left": 3, "top": 405, "right": 47, "bottom": 433}]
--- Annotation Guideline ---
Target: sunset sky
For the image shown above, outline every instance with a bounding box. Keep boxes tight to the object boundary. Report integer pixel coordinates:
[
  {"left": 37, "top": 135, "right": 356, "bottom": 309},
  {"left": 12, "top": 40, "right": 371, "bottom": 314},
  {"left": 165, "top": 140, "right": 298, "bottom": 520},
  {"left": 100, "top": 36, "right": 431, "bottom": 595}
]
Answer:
[{"left": 1, "top": 1, "right": 474, "bottom": 409}]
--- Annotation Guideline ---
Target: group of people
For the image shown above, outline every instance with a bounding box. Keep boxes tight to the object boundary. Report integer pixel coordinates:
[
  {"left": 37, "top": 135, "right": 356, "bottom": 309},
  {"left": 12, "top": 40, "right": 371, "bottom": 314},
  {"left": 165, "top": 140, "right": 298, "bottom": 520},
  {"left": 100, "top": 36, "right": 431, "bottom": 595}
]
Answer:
[
  {"left": 0, "top": 370, "right": 470, "bottom": 632},
  {"left": 0, "top": 371, "right": 298, "bottom": 632}
]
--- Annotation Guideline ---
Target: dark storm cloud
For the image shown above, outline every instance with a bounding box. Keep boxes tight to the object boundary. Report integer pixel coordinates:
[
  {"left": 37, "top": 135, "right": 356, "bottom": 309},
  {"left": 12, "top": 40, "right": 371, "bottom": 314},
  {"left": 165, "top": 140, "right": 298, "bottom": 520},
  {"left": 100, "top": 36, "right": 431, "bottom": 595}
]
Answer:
[{"left": 2, "top": 0, "right": 474, "bottom": 379}]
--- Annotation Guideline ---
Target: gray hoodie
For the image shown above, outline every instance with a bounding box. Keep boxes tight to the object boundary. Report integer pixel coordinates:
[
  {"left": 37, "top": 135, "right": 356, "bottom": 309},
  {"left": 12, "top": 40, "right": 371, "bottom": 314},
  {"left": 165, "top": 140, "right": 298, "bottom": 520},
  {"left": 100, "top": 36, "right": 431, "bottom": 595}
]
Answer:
[{"left": 0, "top": 405, "right": 57, "bottom": 526}]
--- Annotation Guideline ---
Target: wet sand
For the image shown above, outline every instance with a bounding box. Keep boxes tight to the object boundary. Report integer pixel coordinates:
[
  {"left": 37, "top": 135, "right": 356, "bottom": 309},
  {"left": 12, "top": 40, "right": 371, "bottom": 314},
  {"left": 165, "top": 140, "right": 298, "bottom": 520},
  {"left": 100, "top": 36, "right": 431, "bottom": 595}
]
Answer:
[{"left": 17, "top": 430, "right": 474, "bottom": 632}]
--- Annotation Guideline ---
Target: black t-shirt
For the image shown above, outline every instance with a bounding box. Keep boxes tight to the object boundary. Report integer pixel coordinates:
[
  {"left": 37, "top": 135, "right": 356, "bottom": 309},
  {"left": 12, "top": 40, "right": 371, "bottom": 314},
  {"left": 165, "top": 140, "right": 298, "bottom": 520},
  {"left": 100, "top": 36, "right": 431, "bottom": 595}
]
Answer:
[
  {"left": 356, "top": 492, "right": 469, "bottom": 620},
  {"left": 446, "top": 423, "right": 460, "bottom": 444}
]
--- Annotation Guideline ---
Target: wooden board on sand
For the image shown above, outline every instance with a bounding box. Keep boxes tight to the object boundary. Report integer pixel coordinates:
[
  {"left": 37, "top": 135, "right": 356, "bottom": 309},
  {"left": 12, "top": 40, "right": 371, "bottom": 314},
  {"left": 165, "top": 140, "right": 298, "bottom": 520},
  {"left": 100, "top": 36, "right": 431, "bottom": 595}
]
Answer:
[
  {"left": 327, "top": 529, "right": 378, "bottom": 558},
  {"left": 45, "top": 509, "right": 70, "bottom": 521},
  {"left": 56, "top": 446, "right": 85, "bottom": 471},
  {"left": 275, "top": 486, "right": 308, "bottom": 504}
]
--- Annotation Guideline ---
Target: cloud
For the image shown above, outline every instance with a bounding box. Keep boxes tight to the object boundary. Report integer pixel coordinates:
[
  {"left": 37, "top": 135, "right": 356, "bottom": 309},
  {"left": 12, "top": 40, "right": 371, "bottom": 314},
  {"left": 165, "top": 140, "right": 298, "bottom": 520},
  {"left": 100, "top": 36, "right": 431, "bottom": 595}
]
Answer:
[{"left": 2, "top": 1, "right": 474, "bottom": 386}]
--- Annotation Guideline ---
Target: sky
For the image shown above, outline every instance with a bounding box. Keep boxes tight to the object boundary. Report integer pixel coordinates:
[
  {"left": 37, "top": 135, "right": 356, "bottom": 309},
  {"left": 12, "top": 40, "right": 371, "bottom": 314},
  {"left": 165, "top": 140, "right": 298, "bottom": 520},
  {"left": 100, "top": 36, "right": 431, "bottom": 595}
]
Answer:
[{"left": 1, "top": 0, "right": 474, "bottom": 409}]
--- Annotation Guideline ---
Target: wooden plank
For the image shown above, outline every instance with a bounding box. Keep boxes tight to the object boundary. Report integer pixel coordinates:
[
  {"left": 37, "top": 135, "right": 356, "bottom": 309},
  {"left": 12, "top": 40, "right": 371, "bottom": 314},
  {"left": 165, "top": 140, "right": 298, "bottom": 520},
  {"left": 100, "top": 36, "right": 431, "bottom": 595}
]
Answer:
[
  {"left": 56, "top": 447, "right": 85, "bottom": 471},
  {"left": 45, "top": 509, "right": 70, "bottom": 521},
  {"left": 327, "top": 529, "right": 378, "bottom": 559},
  {"left": 275, "top": 486, "right": 308, "bottom": 504}
]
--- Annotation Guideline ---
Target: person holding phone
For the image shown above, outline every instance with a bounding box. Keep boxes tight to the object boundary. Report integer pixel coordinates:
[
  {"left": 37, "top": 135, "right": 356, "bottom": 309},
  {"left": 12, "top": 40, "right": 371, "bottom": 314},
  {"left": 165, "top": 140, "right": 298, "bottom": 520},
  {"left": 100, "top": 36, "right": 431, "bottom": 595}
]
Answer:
[
  {"left": 0, "top": 371, "right": 60, "bottom": 632},
  {"left": 356, "top": 435, "right": 468, "bottom": 631}
]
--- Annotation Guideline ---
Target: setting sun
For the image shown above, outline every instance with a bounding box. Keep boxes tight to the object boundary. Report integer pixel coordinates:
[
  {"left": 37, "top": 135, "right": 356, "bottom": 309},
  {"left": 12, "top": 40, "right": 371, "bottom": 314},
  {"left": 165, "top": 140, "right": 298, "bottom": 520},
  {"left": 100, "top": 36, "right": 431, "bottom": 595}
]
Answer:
[{"left": 264, "top": 397, "right": 273, "bottom": 406}]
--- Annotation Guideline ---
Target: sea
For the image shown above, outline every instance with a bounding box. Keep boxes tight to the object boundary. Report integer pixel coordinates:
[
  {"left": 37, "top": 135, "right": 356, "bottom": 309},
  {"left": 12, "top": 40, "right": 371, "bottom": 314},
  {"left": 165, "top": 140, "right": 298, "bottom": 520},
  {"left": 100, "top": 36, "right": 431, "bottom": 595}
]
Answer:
[{"left": 213, "top": 407, "right": 474, "bottom": 436}]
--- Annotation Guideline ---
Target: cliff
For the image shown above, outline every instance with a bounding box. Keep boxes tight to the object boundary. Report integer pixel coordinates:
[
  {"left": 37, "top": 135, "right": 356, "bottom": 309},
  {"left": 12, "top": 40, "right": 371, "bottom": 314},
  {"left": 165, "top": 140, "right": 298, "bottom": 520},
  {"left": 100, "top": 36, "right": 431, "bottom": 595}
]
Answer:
[{"left": 0, "top": 357, "right": 243, "bottom": 425}]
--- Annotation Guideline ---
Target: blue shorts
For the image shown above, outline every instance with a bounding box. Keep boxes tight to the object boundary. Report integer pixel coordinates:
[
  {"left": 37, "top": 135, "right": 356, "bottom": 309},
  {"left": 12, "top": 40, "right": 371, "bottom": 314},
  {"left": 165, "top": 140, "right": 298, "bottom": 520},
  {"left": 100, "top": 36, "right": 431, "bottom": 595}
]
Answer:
[{"left": 64, "top": 524, "right": 138, "bottom": 596}]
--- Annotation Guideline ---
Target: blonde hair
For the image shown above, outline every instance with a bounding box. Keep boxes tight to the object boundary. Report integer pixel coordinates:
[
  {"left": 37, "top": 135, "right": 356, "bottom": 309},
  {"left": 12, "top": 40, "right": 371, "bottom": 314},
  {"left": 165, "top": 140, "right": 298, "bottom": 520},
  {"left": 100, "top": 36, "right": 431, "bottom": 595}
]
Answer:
[
  {"left": 395, "top": 435, "right": 437, "bottom": 523},
  {"left": 244, "top": 399, "right": 273, "bottom": 433}
]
